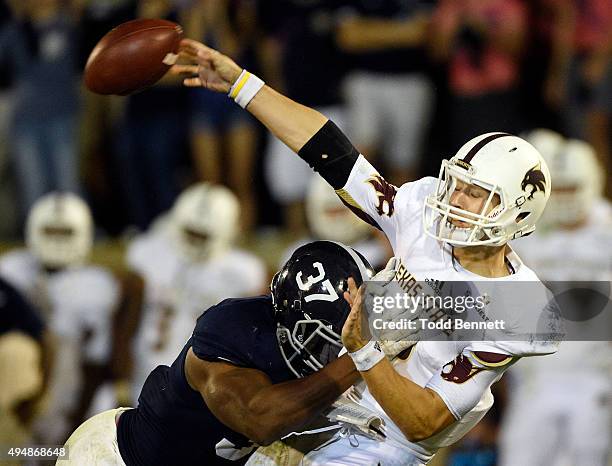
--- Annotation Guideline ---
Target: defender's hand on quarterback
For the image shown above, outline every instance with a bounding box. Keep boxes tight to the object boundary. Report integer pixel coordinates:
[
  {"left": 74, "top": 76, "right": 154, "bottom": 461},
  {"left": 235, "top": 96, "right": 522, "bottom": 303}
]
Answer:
[
  {"left": 342, "top": 270, "right": 415, "bottom": 366},
  {"left": 342, "top": 278, "right": 370, "bottom": 353},
  {"left": 170, "top": 38, "right": 242, "bottom": 92}
]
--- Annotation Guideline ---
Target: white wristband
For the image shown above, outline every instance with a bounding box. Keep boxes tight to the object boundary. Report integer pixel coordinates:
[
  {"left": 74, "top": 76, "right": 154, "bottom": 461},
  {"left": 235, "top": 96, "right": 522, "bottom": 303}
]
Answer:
[
  {"left": 228, "top": 69, "right": 265, "bottom": 108},
  {"left": 349, "top": 340, "right": 385, "bottom": 372}
]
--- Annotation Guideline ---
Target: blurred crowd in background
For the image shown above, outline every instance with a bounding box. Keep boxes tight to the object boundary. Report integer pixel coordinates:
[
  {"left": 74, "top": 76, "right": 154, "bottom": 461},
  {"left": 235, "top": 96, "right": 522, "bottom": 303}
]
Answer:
[{"left": 0, "top": 0, "right": 610, "bottom": 465}]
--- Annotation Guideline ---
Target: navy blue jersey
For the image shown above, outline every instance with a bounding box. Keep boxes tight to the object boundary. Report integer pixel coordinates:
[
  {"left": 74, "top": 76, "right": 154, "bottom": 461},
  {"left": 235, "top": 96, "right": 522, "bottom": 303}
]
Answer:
[
  {"left": 117, "top": 296, "right": 295, "bottom": 466},
  {"left": 0, "top": 276, "right": 44, "bottom": 340}
]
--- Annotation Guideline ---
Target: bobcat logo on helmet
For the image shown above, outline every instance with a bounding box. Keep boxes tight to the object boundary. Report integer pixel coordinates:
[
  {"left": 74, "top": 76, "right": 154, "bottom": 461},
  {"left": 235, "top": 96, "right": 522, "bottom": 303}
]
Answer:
[
  {"left": 521, "top": 164, "right": 547, "bottom": 200},
  {"left": 367, "top": 174, "right": 397, "bottom": 217}
]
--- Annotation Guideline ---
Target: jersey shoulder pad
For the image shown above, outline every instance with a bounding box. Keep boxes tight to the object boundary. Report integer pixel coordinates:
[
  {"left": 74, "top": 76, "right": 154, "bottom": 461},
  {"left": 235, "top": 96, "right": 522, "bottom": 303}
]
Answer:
[
  {"left": 398, "top": 176, "right": 437, "bottom": 202},
  {"left": 126, "top": 234, "right": 150, "bottom": 273},
  {"left": 191, "top": 295, "right": 274, "bottom": 366},
  {"left": 395, "top": 176, "right": 437, "bottom": 220},
  {"left": 511, "top": 259, "right": 541, "bottom": 282},
  {"left": 484, "top": 295, "right": 562, "bottom": 358},
  {"left": 481, "top": 278, "right": 563, "bottom": 357}
]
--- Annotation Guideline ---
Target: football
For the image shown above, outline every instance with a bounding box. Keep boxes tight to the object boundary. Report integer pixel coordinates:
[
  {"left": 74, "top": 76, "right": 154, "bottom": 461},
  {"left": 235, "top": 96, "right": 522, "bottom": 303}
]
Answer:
[{"left": 84, "top": 18, "right": 183, "bottom": 96}]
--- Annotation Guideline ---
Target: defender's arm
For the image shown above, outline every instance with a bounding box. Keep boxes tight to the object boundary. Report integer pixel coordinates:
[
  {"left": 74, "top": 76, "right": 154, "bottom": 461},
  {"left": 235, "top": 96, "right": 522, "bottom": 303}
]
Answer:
[{"left": 185, "top": 348, "right": 358, "bottom": 446}]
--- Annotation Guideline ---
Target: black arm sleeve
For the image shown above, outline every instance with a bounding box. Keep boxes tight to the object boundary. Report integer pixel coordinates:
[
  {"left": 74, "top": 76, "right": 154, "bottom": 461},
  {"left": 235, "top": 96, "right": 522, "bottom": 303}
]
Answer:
[{"left": 297, "top": 120, "right": 359, "bottom": 189}]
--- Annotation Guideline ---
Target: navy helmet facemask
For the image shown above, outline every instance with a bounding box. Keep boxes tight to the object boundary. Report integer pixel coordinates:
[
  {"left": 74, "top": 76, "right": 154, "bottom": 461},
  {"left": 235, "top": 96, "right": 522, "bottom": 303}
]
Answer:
[{"left": 271, "top": 240, "right": 373, "bottom": 377}]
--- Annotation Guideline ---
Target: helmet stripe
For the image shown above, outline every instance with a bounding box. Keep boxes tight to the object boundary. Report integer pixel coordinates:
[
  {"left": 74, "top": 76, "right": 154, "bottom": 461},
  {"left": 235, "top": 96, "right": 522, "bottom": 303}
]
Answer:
[
  {"left": 324, "top": 240, "right": 371, "bottom": 282},
  {"left": 463, "top": 133, "right": 513, "bottom": 164}
]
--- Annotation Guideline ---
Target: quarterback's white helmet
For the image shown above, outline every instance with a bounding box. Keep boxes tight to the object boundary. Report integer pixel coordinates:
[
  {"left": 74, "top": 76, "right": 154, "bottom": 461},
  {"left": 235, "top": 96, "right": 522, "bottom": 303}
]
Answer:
[
  {"left": 26, "top": 192, "right": 93, "bottom": 268},
  {"left": 423, "top": 132, "right": 551, "bottom": 246},
  {"left": 171, "top": 182, "right": 239, "bottom": 261},
  {"left": 306, "top": 176, "right": 370, "bottom": 244}
]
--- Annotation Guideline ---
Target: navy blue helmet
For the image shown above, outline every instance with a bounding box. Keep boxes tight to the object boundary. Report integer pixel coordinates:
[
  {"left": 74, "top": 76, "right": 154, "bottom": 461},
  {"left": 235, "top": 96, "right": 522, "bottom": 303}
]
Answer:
[{"left": 271, "top": 241, "right": 373, "bottom": 377}]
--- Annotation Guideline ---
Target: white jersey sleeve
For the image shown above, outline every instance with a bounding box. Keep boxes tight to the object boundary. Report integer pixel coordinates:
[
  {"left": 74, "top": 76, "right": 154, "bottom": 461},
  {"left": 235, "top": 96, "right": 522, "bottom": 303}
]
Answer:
[
  {"left": 0, "top": 249, "right": 39, "bottom": 295},
  {"left": 426, "top": 344, "right": 515, "bottom": 420},
  {"left": 337, "top": 155, "right": 436, "bottom": 251}
]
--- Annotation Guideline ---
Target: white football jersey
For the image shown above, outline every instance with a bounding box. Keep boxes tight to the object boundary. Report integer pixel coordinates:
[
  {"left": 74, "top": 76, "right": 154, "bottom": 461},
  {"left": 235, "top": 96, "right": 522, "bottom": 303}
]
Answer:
[
  {"left": 0, "top": 248, "right": 120, "bottom": 442},
  {"left": 336, "top": 156, "right": 559, "bottom": 462},
  {"left": 127, "top": 227, "right": 267, "bottom": 393},
  {"left": 510, "top": 203, "right": 612, "bottom": 376},
  {"left": 0, "top": 249, "right": 120, "bottom": 363}
]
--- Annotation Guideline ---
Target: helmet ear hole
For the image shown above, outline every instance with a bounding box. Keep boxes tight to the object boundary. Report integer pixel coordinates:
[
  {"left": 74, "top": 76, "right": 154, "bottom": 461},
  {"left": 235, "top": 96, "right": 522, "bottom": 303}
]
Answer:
[{"left": 515, "top": 212, "right": 531, "bottom": 223}]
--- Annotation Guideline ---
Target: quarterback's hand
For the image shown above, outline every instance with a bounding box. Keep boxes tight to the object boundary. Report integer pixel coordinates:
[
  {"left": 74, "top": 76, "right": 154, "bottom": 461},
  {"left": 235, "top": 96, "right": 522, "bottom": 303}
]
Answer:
[{"left": 170, "top": 38, "right": 242, "bottom": 93}]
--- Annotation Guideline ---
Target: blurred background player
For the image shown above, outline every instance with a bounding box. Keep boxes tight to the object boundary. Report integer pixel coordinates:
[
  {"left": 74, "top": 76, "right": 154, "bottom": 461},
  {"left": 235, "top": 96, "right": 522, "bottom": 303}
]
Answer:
[
  {"left": 126, "top": 182, "right": 267, "bottom": 399},
  {"left": 526, "top": 128, "right": 612, "bottom": 219},
  {"left": 0, "top": 192, "right": 121, "bottom": 444},
  {"left": 499, "top": 129, "right": 612, "bottom": 466},
  {"left": 0, "top": 275, "right": 54, "bottom": 451},
  {"left": 280, "top": 175, "right": 391, "bottom": 270}
]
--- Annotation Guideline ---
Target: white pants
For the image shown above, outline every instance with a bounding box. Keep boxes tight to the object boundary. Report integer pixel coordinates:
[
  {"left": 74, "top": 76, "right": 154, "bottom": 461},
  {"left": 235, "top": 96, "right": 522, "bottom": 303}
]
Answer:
[
  {"left": 343, "top": 72, "right": 433, "bottom": 170},
  {"left": 303, "top": 432, "right": 426, "bottom": 466},
  {"left": 56, "top": 408, "right": 131, "bottom": 466},
  {"left": 247, "top": 431, "right": 426, "bottom": 466}
]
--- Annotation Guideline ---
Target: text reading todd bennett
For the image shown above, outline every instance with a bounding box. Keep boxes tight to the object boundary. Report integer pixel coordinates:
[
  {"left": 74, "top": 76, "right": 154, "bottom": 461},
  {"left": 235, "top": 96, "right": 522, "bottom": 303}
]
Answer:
[{"left": 373, "top": 317, "right": 507, "bottom": 331}]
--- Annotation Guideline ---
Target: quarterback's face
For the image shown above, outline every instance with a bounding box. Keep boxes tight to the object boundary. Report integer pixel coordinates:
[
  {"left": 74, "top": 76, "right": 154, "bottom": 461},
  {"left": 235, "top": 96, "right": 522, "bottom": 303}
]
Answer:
[{"left": 449, "top": 180, "right": 500, "bottom": 227}]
